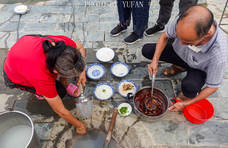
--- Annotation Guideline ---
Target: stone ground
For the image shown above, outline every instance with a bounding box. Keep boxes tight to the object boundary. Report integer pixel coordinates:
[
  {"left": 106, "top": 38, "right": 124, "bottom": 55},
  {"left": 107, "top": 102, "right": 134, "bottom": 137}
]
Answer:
[{"left": 0, "top": 0, "right": 228, "bottom": 148}]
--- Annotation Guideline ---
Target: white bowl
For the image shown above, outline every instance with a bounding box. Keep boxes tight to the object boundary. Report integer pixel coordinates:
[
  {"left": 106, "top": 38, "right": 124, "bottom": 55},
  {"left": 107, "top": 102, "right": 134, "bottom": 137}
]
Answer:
[
  {"left": 117, "top": 80, "right": 138, "bottom": 98},
  {"left": 96, "top": 47, "right": 115, "bottom": 62},
  {"left": 118, "top": 103, "right": 132, "bottom": 116},
  {"left": 111, "top": 62, "right": 130, "bottom": 77},
  {"left": 94, "top": 83, "right": 114, "bottom": 100}
]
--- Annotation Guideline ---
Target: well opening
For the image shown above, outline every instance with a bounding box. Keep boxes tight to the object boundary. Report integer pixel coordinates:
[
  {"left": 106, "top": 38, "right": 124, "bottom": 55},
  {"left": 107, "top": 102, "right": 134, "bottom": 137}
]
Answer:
[{"left": 48, "top": 100, "right": 150, "bottom": 148}]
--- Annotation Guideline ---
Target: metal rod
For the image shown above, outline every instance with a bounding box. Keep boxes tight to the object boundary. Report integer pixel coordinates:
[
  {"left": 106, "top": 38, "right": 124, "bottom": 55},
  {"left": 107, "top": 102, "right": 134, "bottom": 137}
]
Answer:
[{"left": 219, "top": 0, "right": 228, "bottom": 25}]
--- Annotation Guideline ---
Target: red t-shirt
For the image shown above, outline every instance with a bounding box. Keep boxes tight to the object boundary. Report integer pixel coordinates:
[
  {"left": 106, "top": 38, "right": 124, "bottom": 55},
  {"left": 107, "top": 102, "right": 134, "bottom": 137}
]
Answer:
[{"left": 4, "top": 35, "right": 77, "bottom": 98}]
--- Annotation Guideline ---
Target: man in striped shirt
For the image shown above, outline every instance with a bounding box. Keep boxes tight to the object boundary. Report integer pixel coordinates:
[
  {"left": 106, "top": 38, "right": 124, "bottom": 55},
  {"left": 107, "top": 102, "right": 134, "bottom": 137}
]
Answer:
[{"left": 142, "top": 6, "right": 228, "bottom": 112}]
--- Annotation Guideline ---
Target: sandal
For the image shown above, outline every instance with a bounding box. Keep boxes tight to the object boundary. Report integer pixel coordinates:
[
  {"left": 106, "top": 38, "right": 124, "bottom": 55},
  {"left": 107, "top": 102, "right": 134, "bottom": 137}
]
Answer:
[
  {"left": 66, "top": 83, "right": 81, "bottom": 97},
  {"left": 162, "top": 65, "right": 185, "bottom": 76}
]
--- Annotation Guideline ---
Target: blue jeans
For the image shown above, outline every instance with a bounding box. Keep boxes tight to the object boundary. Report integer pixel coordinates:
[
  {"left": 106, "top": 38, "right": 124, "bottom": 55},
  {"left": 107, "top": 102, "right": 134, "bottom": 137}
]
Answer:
[{"left": 117, "top": 0, "right": 151, "bottom": 38}]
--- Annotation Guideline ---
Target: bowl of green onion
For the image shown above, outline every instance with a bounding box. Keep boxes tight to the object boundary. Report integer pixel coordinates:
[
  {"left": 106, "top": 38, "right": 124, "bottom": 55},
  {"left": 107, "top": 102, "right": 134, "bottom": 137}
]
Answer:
[{"left": 117, "top": 103, "right": 132, "bottom": 116}]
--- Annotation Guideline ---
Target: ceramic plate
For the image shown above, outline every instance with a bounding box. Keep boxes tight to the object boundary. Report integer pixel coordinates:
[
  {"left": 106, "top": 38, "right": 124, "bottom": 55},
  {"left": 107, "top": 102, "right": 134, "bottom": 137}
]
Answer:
[
  {"left": 117, "top": 80, "right": 138, "bottom": 98},
  {"left": 111, "top": 62, "right": 130, "bottom": 77},
  {"left": 118, "top": 103, "right": 132, "bottom": 116},
  {"left": 96, "top": 47, "right": 115, "bottom": 62},
  {"left": 94, "top": 83, "right": 114, "bottom": 100},
  {"left": 86, "top": 63, "right": 106, "bottom": 80}
]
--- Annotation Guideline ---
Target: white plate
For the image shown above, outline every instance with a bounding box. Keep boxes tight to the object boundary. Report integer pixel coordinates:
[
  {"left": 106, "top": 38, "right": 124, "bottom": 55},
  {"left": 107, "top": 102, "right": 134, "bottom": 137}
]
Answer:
[
  {"left": 118, "top": 103, "right": 132, "bottom": 116},
  {"left": 111, "top": 62, "right": 130, "bottom": 77},
  {"left": 14, "top": 5, "right": 28, "bottom": 14},
  {"left": 117, "top": 80, "right": 138, "bottom": 98},
  {"left": 94, "top": 83, "right": 114, "bottom": 100},
  {"left": 96, "top": 47, "right": 115, "bottom": 62},
  {"left": 86, "top": 63, "right": 106, "bottom": 80}
]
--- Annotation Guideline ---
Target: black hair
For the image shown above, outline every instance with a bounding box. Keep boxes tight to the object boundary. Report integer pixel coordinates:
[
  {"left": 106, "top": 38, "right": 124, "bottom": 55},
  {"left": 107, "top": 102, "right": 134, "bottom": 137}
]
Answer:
[
  {"left": 177, "top": 6, "right": 214, "bottom": 38},
  {"left": 43, "top": 40, "right": 66, "bottom": 73}
]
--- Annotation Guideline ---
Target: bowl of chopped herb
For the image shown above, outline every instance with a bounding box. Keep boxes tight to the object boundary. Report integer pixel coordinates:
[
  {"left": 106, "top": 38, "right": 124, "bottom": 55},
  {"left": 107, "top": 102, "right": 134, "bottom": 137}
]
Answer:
[{"left": 117, "top": 103, "right": 132, "bottom": 116}]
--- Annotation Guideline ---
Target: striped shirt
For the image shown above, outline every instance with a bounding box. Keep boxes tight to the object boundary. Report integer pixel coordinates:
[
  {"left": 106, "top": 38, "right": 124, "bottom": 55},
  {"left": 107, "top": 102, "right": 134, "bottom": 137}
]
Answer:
[{"left": 165, "top": 17, "right": 228, "bottom": 88}]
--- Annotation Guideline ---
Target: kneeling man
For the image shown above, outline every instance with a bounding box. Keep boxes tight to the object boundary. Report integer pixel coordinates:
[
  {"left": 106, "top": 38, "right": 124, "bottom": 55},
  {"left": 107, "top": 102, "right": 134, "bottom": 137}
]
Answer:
[{"left": 142, "top": 6, "right": 228, "bottom": 112}]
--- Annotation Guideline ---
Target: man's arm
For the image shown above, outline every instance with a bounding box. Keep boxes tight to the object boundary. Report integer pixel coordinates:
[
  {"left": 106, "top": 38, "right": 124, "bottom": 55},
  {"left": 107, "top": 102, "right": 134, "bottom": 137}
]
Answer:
[
  {"left": 148, "top": 32, "right": 169, "bottom": 75},
  {"left": 45, "top": 95, "right": 86, "bottom": 134},
  {"left": 169, "top": 87, "right": 218, "bottom": 112},
  {"left": 185, "top": 87, "right": 218, "bottom": 105},
  {"left": 153, "top": 32, "right": 169, "bottom": 62}
]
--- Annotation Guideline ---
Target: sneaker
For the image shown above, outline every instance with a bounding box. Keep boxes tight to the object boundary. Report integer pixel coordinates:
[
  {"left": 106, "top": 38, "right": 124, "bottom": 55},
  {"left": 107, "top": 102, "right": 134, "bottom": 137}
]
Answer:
[
  {"left": 110, "top": 24, "right": 127, "bottom": 37},
  {"left": 144, "top": 24, "right": 165, "bottom": 36},
  {"left": 124, "top": 32, "right": 142, "bottom": 44}
]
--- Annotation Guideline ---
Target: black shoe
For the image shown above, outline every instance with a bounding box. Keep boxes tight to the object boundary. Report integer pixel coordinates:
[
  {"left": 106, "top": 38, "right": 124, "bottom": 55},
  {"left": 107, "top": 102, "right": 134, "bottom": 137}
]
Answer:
[
  {"left": 124, "top": 32, "right": 142, "bottom": 44},
  {"left": 144, "top": 24, "right": 165, "bottom": 36},
  {"left": 110, "top": 24, "right": 127, "bottom": 36}
]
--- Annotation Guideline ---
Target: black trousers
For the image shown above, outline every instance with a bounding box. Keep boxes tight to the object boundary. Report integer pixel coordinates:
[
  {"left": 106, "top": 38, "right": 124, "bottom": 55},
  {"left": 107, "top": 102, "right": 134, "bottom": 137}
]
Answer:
[
  {"left": 157, "top": 0, "right": 198, "bottom": 26},
  {"left": 3, "top": 70, "right": 66, "bottom": 98},
  {"left": 142, "top": 43, "right": 206, "bottom": 98},
  {"left": 117, "top": 0, "right": 151, "bottom": 37}
]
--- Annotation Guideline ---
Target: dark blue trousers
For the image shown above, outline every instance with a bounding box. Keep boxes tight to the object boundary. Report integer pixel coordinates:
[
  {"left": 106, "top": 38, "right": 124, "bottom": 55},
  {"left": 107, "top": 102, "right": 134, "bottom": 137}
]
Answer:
[{"left": 117, "top": 0, "right": 151, "bottom": 38}]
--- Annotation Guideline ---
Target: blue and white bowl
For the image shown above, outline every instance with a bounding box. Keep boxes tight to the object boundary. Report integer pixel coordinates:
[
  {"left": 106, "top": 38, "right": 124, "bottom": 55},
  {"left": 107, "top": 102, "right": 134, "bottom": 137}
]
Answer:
[
  {"left": 117, "top": 80, "right": 138, "bottom": 98},
  {"left": 111, "top": 62, "right": 130, "bottom": 78},
  {"left": 94, "top": 83, "right": 114, "bottom": 100},
  {"left": 86, "top": 63, "right": 106, "bottom": 80}
]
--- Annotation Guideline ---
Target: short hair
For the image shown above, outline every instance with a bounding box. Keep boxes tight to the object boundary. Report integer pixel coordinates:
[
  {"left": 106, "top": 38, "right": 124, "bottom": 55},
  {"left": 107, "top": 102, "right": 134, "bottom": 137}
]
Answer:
[{"left": 177, "top": 6, "right": 214, "bottom": 38}]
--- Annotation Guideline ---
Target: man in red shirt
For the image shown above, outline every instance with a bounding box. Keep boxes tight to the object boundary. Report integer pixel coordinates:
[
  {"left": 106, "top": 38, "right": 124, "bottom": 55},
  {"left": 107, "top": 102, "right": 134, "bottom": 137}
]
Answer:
[{"left": 3, "top": 35, "right": 87, "bottom": 134}]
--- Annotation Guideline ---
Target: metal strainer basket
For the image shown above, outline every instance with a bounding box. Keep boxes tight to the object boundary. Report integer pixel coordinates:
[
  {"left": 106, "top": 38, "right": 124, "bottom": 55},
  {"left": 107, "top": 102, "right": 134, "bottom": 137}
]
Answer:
[{"left": 75, "top": 85, "right": 93, "bottom": 118}]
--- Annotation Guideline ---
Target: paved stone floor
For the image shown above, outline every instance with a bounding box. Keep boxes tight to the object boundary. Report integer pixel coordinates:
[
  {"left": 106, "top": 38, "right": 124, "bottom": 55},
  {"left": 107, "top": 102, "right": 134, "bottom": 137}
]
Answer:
[{"left": 0, "top": 0, "right": 228, "bottom": 148}]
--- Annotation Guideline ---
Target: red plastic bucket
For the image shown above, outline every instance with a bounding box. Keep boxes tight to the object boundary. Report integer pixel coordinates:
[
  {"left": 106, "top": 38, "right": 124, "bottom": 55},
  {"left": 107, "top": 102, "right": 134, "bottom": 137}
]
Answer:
[{"left": 172, "top": 98, "right": 214, "bottom": 124}]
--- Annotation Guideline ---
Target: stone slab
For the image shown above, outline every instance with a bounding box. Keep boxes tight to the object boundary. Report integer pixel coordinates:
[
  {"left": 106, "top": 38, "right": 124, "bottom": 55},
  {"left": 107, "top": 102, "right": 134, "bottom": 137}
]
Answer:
[
  {"left": 85, "top": 31, "right": 104, "bottom": 41},
  {"left": 181, "top": 146, "right": 219, "bottom": 148},
  {"left": 189, "top": 121, "right": 228, "bottom": 145},
  {"left": 22, "top": 23, "right": 56, "bottom": 32},
  {"left": 35, "top": 123, "right": 54, "bottom": 140},
  {"left": 0, "top": 21, "right": 24, "bottom": 32},
  {"left": 143, "top": 120, "right": 189, "bottom": 145},
  {"left": 219, "top": 80, "right": 228, "bottom": 97},
  {"left": 224, "top": 64, "right": 228, "bottom": 79},
  {"left": 209, "top": 98, "right": 228, "bottom": 120}
]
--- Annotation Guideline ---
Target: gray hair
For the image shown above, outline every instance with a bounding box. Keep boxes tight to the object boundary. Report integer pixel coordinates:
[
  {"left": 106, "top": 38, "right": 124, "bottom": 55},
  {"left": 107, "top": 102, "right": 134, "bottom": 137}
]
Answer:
[{"left": 55, "top": 46, "right": 85, "bottom": 78}]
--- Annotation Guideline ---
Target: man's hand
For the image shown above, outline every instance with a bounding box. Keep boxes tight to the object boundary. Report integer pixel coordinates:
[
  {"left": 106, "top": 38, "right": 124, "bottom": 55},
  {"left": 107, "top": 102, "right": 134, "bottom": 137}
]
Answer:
[
  {"left": 148, "top": 59, "right": 158, "bottom": 75},
  {"left": 168, "top": 102, "right": 187, "bottom": 112},
  {"left": 77, "top": 70, "right": 86, "bottom": 86}
]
